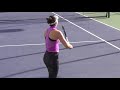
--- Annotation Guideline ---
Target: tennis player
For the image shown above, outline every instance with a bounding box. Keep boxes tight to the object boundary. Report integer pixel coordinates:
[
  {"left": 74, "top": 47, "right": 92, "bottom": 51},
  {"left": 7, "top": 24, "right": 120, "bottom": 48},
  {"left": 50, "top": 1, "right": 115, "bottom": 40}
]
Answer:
[{"left": 43, "top": 15, "right": 73, "bottom": 78}]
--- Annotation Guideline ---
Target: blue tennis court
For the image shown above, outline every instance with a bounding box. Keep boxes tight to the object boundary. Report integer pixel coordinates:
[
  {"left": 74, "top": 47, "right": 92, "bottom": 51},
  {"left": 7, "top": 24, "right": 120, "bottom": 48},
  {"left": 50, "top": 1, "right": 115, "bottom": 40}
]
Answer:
[{"left": 0, "top": 12, "right": 120, "bottom": 78}]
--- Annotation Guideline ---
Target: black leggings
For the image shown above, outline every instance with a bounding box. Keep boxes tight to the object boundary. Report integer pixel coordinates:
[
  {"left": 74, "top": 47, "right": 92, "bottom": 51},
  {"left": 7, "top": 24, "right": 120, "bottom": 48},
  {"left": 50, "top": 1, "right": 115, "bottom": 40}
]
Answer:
[{"left": 43, "top": 51, "right": 59, "bottom": 78}]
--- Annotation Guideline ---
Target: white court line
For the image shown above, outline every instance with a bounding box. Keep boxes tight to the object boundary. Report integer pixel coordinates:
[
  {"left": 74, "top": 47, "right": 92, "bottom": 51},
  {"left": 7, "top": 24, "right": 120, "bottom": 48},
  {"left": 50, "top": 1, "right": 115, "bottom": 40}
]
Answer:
[
  {"left": 0, "top": 44, "right": 45, "bottom": 48},
  {"left": 0, "top": 40, "right": 102, "bottom": 48},
  {"left": 52, "top": 12, "right": 120, "bottom": 51},
  {"left": 70, "top": 40, "right": 102, "bottom": 44},
  {"left": 75, "top": 12, "right": 120, "bottom": 32}
]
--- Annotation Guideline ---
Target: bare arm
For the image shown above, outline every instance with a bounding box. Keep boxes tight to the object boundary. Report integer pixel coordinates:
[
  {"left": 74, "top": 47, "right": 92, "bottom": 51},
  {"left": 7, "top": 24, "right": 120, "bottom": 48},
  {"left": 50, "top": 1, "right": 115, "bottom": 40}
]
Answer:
[{"left": 57, "top": 30, "right": 73, "bottom": 49}]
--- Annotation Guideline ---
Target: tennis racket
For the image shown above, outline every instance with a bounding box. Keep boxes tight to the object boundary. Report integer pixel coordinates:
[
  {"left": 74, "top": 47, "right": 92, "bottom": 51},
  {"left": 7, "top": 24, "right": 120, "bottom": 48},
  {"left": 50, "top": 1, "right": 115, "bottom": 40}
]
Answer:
[{"left": 62, "top": 25, "right": 69, "bottom": 42}]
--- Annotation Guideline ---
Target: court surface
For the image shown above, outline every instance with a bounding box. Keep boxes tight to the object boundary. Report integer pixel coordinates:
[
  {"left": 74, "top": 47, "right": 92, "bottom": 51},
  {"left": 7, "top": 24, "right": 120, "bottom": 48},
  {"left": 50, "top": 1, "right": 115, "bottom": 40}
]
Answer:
[{"left": 0, "top": 12, "right": 120, "bottom": 78}]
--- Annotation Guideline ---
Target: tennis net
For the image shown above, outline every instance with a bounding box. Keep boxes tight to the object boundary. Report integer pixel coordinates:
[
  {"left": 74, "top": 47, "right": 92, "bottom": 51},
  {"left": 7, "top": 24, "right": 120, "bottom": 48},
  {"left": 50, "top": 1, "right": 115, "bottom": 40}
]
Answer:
[
  {"left": 78, "top": 12, "right": 109, "bottom": 18},
  {"left": 110, "top": 12, "right": 120, "bottom": 15},
  {"left": 0, "top": 12, "right": 109, "bottom": 25}
]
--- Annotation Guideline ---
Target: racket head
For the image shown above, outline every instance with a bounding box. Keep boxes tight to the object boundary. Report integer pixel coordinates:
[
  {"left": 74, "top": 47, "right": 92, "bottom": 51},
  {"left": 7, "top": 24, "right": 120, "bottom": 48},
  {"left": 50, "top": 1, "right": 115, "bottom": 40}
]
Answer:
[
  {"left": 62, "top": 25, "right": 67, "bottom": 38},
  {"left": 62, "top": 25, "right": 69, "bottom": 42}
]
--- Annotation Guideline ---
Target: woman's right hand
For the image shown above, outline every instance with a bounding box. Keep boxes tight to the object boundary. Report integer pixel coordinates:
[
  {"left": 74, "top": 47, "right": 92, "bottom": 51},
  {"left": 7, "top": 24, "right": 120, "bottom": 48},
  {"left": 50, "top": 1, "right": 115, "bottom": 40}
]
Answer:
[
  {"left": 57, "top": 30, "right": 74, "bottom": 49},
  {"left": 68, "top": 43, "right": 73, "bottom": 49}
]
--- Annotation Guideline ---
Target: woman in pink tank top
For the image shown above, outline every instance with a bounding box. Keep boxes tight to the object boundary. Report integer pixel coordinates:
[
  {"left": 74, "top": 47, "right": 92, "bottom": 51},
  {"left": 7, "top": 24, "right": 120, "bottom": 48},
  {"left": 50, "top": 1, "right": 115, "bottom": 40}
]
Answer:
[{"left": 43, "top": 15, "right": 73, "bottom": 78}]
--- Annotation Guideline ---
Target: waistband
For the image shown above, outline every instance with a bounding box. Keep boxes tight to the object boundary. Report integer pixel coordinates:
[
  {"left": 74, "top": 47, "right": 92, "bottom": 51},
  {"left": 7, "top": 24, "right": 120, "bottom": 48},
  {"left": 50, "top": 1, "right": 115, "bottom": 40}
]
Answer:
[{"left": 46, "top": 51, "right": 59, "bottom": 54}]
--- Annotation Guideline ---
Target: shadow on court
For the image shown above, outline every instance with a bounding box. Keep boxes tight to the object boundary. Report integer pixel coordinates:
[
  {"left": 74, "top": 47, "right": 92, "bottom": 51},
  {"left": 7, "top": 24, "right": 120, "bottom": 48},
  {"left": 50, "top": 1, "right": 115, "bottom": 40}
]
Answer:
[
  {"left": 0, "top": 16, "right": 107, "bottom": 25},
  {"left": 0, "top": 38, "right": 120, "bottom": 61},
  {"left": 0, "top": 29, "right": 24, "bottom": 33},
  {"left": 2, "top": 50, "right": 120, "bottom": 78}
]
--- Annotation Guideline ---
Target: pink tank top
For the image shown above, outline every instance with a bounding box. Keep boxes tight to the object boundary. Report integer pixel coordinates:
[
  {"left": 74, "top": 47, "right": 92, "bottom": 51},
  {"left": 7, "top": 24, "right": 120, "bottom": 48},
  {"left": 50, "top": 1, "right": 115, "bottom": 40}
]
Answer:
[{"left": 45, "top": 26, "right": 59, "bottom": 52}]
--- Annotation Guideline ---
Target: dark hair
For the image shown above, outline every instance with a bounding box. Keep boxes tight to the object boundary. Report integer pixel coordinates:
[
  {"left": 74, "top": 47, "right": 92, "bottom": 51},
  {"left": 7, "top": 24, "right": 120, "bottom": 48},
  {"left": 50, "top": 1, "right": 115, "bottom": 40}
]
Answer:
[{"left": 46, "top": 16, "right": 56, "bottom": 26}]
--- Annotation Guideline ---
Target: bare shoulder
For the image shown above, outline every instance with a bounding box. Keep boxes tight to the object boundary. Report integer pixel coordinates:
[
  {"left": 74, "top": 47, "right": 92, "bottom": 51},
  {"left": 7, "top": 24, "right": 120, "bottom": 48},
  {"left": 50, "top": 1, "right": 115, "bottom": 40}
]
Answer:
[
  {"left": 54, "top": 29, "right": 64, "bottom": 39},
  {"left": 54, "top": 29, "right": 62, "bottom": 35}
]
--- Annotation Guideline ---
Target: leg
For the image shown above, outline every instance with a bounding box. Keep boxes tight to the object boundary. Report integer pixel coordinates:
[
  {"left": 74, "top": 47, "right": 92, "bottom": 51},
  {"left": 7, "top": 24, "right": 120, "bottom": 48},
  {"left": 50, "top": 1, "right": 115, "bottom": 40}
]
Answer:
[
  {"left": 43, "top": 52, "right": 59, "bottom": 78},
  {"left": 48, "top": 59, "right": 59, "bottom": 78}
]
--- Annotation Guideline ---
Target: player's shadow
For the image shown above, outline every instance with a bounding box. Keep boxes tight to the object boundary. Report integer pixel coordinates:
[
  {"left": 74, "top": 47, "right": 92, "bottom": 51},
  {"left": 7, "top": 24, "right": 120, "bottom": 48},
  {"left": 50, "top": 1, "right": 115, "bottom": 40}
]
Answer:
[{"left": 0, "top": 29, "right": 24, "bottom": 33}]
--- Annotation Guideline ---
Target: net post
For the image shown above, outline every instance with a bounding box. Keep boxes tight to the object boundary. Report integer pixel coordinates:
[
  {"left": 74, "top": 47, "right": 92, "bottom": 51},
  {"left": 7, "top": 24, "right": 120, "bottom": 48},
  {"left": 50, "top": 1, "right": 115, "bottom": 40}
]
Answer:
[{"left": 106, "top": 12, "right": 110, "bottom": 18}]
